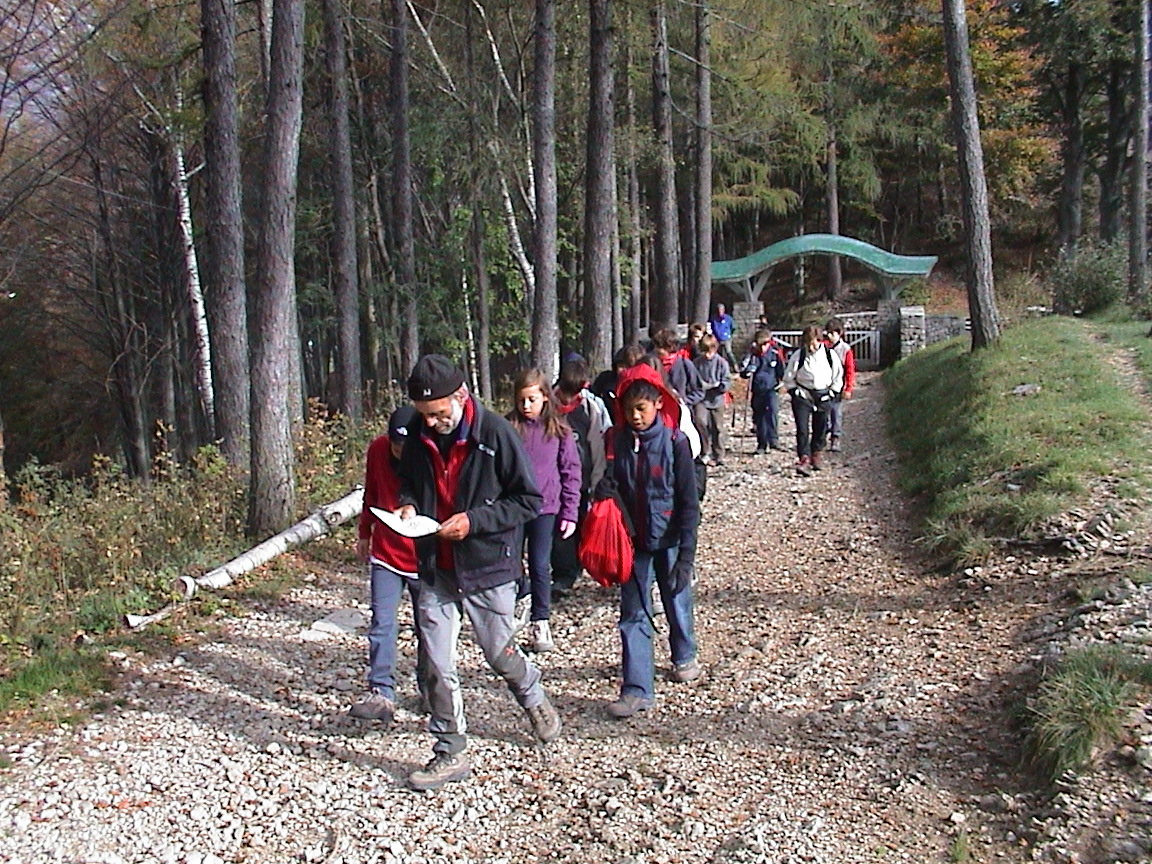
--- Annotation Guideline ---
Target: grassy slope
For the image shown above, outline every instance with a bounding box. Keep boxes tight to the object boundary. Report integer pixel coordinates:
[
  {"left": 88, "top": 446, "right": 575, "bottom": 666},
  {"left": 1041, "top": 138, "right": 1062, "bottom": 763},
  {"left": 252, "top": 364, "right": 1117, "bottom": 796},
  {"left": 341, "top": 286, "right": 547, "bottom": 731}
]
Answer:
[{"left": 884, "top": 316, "right": 1149, "bottom": 563}]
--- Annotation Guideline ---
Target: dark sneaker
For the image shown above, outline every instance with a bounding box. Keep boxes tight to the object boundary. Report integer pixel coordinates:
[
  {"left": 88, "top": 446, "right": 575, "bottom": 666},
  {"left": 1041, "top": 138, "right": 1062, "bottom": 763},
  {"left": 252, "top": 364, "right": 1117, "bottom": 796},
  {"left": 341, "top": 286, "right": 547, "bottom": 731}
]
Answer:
[
  {"left": 407, "top": 751, "right": 472, "bottom": 791},
  {"left": 811, "top": 451, "right": 822, "bottom": 471},
  {"left": 525, "top": 696, "right": 562, "bottom": 742},
  {"left": 606, "top": 694, "right": 654, "bottom": 719},
  {"left": 769, "top": 442, "right": 785, "bottom": 451},
  {"left": 753, "top": 448, "right": 767, "bottom": 456},
  {"left": 670, "top": 658, "right": 702, "bottom": 683},
  {"left": 829, "top": 436, "right": 841, "bottom": 452},
  {"left": 796, "top": 456, "right": 813, "bottom": 477},
  {"left": 348, "top": 692, "right": 395, "bottom": 722}
]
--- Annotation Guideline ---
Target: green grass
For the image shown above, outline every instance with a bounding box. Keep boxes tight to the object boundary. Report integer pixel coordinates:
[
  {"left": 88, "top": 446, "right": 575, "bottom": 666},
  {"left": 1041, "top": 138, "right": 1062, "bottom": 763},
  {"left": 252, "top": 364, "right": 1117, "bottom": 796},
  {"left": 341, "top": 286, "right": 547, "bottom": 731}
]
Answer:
[
  {"left": 0, "top": 648, "right": 111, "bottom": 716},
  {"left": 885, "top": 316, "right": 1150, "bottom": 564},
  {"left": 0, "top": 403, "right": 374, "bottom": 718},
  {"left": 1022, "top": 647, "right": 1148, "bottom": 780},
  {"left": 948, "top": 829, "right": 971, "bottom": 864}
]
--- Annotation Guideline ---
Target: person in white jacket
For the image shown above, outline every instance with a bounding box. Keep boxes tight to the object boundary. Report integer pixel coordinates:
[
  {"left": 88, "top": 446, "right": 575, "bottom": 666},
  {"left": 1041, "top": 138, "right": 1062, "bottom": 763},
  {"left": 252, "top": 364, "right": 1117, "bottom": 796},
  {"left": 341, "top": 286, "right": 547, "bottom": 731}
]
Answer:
[{"left": 782, "top": 325, "right": 844, "bottom": 476}]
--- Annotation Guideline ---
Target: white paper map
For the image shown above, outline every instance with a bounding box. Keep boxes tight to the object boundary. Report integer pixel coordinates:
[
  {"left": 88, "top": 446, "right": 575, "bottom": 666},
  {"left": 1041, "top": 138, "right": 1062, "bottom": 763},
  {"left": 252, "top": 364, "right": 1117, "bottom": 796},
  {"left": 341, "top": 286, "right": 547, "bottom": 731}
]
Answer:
[{"left": 370, "top": 507, "right": 441, "bottom": 538}]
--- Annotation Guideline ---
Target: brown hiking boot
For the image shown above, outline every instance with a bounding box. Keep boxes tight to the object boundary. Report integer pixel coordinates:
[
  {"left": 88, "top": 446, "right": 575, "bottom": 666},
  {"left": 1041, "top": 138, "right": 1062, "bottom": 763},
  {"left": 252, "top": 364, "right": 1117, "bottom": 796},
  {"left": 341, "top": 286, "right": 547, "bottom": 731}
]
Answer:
[
  {"left": 407, "top": 751, "right": 472, "bottom": 791},
  {"left": 525, "top": 695, "right": 562, "bottom": 742}
]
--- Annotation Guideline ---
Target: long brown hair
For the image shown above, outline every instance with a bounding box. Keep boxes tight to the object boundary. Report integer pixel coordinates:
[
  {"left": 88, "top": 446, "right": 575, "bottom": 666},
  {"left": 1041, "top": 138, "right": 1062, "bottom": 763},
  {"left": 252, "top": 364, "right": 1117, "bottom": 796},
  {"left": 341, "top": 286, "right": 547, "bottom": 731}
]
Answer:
[
  {"left": 802, "top": 325, "right": 823, "bottom": 351},
  {"left": 507, "top": 367, "right": 570, "bottom": 439}
]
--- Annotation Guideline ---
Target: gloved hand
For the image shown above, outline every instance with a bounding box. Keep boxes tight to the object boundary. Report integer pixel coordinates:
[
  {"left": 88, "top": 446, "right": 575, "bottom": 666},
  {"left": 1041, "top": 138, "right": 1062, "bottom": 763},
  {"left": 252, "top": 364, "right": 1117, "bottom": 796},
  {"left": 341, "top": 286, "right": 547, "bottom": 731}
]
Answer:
[
  {"left": 668, "top": 558, "right": 695, "bottom": 595},
  {"left": 558, "top": 519, "right": 577, "bottom": 540},
  {"left": 593, "top": 473, "right": 617, "bottom": 501}
]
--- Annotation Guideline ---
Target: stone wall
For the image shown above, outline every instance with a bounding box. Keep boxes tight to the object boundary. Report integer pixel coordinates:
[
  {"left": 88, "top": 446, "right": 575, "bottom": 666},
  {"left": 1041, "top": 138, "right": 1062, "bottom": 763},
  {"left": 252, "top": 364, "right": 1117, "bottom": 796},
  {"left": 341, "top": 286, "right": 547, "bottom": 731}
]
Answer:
[
  {"left": 926, "top": 315, "right": 968, "bottom": 344},
  {"left": 731, "top": 301, "right": 764, "bottom": 354},
  {"left": 899, "top": 305, "right": 926, "bottom": 358}
]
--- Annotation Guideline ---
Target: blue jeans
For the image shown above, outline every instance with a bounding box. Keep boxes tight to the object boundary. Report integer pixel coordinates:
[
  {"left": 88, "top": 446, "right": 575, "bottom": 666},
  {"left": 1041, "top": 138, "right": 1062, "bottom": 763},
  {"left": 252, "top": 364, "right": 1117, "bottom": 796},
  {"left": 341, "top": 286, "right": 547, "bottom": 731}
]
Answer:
[
  {"left": 828, "top": 398, "right": 844, "bottom": 438},
  {"left": 524, "top": 513, "right": 556, "bottom": 621},
  {"left": 618, "top": 547, "right": 697, "bottom": 701},
  {"left": 751, "top": 389, "right": 779, "bottom": 450},
  {"left": 367, "top": 563, "right": 427, "bottom": 702}
]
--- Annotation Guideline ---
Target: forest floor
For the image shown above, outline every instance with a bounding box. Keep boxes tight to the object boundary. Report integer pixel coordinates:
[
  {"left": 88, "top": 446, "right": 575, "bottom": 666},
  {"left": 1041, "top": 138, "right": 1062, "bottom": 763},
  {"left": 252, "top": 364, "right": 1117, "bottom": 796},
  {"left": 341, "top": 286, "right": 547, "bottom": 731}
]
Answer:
[{"left": 2, "top": 371, "right": 1151, "bottom": 864}]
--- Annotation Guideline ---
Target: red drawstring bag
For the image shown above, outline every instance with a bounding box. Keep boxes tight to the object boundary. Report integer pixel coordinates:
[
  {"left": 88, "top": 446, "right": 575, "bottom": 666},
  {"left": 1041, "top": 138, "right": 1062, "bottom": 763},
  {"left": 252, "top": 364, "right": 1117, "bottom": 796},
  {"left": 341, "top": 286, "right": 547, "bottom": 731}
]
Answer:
[{"left": 578, "top": 496, "right": 635, "bottom": 587}]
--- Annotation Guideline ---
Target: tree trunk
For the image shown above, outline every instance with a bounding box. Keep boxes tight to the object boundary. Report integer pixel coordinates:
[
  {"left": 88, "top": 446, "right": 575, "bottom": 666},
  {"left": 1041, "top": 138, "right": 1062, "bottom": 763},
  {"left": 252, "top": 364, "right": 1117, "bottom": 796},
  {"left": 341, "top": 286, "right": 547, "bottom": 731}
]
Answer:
[
  {"left": 1130, "top": 0, "right": 1149, "bottom": 303},
  {"left": 322, "top": 0, "right": 362, "bottom": 420},
  {"left": 391, "top": 0, "right": 420, "bottom": 377},
  {"left": 182, "top": 487, "right": 364, "bottom": 598},
  {"left": 625, "top": 22, "right": 643, "bottom": 344},
  {"left": 692, "top": 0, "right": 713, "bottom": 326},
  {"left": 942, "top": 0, "right": 1000, "bottom": 350},
  {"left": 248, "top": 0, "right": 305, "bottom": 536},
  {"left": 532, "top": 0, "right": 559, "bottom": 380},
  {"left": 1057, "top": 60, "right": 1087, "bottom": 253},
  {"left": 473, "top": 214, "right": 494, "bottom": 402},
  {"left": 201, "top": 0, "right": 249, "bottom": 465},
  {"left": 0, "top": 407, "right": 7, "bottom": 509},
  {"left": 825, "top": 128, "right": 843, "bottom": 301},
  {"left": 584, "top": 0, "right": 615, "bottom": 372},
  {"left": 1100, "top": 60, "right": 1131, "bottom": 244},
  {"left": 651, "top": 2, "right": 681, "bottom": 331},
  {"left": 464, "top": 5, "right": 493, "bottom": 401},
  {"left": 172, "top": 141, "right": 216, "bottom": 439}
]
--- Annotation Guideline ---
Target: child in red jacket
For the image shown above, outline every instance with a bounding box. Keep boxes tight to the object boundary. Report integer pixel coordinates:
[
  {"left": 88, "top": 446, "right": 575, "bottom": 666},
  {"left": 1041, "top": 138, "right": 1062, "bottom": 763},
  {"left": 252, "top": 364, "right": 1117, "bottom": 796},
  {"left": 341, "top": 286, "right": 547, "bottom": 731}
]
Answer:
[{"left": 351, "top": 405, "right": 427, "bottom": 723}]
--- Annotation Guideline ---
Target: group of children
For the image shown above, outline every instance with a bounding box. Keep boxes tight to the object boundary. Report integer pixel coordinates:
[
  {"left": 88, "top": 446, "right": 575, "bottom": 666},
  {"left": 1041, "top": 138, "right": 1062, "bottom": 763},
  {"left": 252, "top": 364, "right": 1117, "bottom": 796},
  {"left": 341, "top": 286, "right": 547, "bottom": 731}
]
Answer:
[
  {"left": 739, "top": 317, "right": 857, "bottom": 475},
  {"left": 352, "top": 317, "right": 856, "bottom": 740}
]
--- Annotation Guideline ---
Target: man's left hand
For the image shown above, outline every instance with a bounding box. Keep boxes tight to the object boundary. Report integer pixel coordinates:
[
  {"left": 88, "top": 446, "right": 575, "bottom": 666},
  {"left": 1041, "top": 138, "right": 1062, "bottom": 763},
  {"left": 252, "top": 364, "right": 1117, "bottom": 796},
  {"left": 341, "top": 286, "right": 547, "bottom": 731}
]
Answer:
[
  {"left": 437, "top": 512, "right": 471, "bottom": 541},
  {"left": 558, "top": 520, "right": 577, "bottom": 540}
]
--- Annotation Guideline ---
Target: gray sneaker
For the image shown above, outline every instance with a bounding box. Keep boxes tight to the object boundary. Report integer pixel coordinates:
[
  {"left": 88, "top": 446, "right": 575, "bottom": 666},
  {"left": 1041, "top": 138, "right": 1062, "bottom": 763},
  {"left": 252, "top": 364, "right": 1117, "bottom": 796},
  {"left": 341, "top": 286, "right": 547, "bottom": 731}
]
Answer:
[
  {"left": 525, "top": 696, "right": 562, "bottom": 742},
  {"left": 606, "top": 693, "right": 654, "bottom": 719},
  {"left": 348, "top": 691, "right": 395, "bottom": 722},
  {"left": 407, "top": 751, "right": 472, "bottom": 791},
  {"left": 529, "top": 619, "right": 555, "bottom": 653},
  {"left": 670, "top": 658, "right": 702, "bottom": 683}
]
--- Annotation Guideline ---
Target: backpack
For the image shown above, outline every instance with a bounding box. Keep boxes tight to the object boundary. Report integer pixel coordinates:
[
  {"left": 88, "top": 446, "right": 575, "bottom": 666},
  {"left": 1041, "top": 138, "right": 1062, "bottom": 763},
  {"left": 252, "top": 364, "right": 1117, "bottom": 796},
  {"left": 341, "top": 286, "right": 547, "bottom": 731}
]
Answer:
[{"left": 578, "top": 495, "right": 635, "bottom": 587}]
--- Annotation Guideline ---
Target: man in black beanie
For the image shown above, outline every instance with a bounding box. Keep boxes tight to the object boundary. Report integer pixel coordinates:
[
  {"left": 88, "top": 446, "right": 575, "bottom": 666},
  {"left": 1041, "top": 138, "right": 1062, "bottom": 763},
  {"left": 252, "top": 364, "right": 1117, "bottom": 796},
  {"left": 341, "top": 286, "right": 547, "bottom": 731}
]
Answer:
[{"left": 393, "top": 354, "right": 561, "bottom": 791}]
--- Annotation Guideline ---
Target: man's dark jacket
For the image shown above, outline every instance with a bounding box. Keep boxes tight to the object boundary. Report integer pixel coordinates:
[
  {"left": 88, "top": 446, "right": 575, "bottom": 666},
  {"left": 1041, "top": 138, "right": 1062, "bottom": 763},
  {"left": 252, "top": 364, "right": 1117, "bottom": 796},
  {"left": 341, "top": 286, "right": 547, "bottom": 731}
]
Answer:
[{"left": 396, "top": 398, "right": 542, "bottom": 594}]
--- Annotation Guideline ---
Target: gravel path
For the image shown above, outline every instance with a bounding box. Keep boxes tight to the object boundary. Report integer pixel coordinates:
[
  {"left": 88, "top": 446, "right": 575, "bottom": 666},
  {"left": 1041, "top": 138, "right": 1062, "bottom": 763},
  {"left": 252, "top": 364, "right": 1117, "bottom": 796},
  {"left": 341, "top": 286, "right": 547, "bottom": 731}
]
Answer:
[{"left": 1, "top": 372, "right": 1148, "bottom": 863}]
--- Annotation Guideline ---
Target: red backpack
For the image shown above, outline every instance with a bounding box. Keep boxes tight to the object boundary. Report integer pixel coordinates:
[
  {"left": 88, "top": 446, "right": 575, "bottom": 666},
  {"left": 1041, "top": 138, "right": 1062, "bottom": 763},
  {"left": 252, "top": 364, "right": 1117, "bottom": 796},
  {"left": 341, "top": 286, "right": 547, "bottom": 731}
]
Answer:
[{"left": 578, "top": 495, "right": 635, "bottom": 587}]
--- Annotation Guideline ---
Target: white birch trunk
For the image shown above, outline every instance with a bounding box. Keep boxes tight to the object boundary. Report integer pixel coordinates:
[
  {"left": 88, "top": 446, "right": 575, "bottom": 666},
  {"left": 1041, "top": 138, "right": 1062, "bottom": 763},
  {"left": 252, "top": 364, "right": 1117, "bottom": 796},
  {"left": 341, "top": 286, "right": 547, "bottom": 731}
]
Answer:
[
  {"left": 180, "top": 487, "right": 364, "bottom": 598},
  {"left": 494, "top": 159, "right": 536, "bottom": 294},
  {"left": 173, "top": 143, "right": 217, "bottom": 438}
]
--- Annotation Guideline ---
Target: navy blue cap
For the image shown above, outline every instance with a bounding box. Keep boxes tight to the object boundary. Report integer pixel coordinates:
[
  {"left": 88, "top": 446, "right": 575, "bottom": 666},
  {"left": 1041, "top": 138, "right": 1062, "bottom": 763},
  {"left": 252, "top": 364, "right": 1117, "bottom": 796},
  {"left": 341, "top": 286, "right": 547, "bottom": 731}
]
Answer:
[{"left": 387, "top": 405, "right": 419, "bottom": 440}]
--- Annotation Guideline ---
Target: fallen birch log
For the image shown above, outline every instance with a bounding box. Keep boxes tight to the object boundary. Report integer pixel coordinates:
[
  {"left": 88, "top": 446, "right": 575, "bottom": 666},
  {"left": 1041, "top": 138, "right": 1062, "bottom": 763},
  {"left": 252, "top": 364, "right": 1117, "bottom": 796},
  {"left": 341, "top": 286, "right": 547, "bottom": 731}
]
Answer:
[{"left": 176, "top": 486, "right": 364, "bottom": 599}]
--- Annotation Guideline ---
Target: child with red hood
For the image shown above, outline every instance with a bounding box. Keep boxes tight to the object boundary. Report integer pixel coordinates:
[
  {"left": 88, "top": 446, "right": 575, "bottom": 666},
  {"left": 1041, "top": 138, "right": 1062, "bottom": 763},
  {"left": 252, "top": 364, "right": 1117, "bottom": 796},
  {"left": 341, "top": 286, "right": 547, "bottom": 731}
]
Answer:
[{"left": 598, "top": 363, "right": 702, "bottom": 719}]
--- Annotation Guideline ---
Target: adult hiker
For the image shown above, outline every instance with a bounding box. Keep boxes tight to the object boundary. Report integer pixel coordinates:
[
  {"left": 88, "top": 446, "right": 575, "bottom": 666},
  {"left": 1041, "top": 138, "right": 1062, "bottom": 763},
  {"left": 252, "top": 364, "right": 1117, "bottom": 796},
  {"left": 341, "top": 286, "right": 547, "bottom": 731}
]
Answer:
[{"left": 394, "top": 354, "right": 562, "bottom": 791}]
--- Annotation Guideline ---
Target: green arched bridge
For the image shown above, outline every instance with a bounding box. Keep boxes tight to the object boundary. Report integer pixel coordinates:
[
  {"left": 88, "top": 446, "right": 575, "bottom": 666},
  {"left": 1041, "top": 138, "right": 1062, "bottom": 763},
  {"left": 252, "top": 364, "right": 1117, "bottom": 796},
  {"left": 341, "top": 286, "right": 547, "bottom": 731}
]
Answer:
[{"left": 711, "top": 234, "right": 938, "bottom": 301}]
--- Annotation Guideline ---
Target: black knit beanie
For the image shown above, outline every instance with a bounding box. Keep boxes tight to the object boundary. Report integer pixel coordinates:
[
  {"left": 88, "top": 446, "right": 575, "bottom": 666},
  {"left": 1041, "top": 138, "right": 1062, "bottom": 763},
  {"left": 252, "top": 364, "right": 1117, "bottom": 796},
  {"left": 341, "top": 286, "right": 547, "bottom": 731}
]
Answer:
[{"left": 407, "top": 354, "right": 465, "bottom": 401}]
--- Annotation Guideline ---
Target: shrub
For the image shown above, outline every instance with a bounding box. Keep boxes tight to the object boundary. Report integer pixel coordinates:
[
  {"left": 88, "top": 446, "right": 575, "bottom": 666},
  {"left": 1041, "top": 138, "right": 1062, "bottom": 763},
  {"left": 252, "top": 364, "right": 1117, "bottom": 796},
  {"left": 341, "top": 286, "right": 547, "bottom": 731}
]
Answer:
[
  {"left": 1023, "top": 647, "right": 1142, "bottom": 780},
  {"left": 1049, "top": 242, "right": 1127, "bottom": 315}
]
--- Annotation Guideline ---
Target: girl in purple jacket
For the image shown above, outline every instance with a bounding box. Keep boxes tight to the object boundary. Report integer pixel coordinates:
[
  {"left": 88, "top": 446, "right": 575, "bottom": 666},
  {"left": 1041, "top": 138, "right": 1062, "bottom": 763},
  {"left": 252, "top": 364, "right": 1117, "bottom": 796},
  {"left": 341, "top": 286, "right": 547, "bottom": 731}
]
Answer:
[{"left": 507, "top": 368, "right": 582, "bottom": 652}]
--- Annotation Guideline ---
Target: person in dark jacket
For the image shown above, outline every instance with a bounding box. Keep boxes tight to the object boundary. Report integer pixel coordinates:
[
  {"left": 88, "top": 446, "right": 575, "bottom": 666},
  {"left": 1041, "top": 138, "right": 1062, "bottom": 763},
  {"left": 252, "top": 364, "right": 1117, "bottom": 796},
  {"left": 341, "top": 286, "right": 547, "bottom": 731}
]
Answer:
[
  {"left": 739, "top": 328, "right": 787, "bottom": 454},
  {"left": 551, "top": 357, "right": 609, "bottom": 597},
  {"left": 599, "top": 364, "right": 701, "bottom": 719},
  {"left": 652, "top": 327, "right": 704, "bottom": 409},
  {"left": 591, "top": 344, "right": 646, "bottom": 421},
  {"left": 394, "top": 355, "right": 561, "bottom": 791}
]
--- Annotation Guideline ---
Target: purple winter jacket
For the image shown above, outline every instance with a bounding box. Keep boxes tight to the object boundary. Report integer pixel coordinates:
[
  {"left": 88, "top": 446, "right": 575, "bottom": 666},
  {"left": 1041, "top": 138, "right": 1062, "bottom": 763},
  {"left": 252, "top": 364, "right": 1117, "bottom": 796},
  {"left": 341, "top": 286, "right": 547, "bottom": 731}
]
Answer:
[{"left": 518, "top": 419, "right": 582, "bottom": 523}]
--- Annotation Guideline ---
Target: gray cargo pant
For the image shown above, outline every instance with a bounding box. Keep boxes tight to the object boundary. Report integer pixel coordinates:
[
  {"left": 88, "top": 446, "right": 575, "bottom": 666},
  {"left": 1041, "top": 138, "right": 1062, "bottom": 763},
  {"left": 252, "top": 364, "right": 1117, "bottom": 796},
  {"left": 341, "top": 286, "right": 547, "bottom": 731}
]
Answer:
[{"left": 417, "top": 577, "right": 545, "bottom": 755}]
